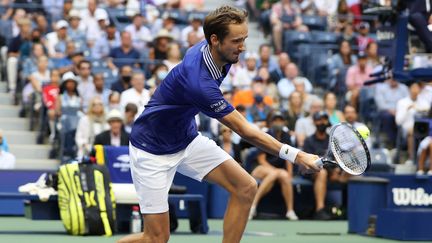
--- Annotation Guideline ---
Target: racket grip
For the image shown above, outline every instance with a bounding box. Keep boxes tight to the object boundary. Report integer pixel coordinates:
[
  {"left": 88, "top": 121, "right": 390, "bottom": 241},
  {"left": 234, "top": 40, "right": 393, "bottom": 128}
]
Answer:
[{"left": 315, "top": 158, "right": 323, "bottom": 169}]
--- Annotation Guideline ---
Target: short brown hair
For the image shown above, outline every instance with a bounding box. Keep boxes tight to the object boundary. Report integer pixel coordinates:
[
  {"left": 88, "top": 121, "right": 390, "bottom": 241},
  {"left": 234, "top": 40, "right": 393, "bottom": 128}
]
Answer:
[{"left": 203, "top": 5, "right": 248, "bottom": 45}]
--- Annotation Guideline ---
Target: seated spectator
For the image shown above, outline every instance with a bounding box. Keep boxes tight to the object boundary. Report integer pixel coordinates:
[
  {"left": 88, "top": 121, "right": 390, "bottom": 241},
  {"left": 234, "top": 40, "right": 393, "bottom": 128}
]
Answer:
[
  {"left": 42, "top": 69, "right": 61, "bottom": 141},
  {"left": 327, "top": 40, "right": 357, "bottom": 92},
  {"left": 366, "top": 42, "right": 381, "bottom": 69},
  {"left": 91, "top": 23, "right": 121, "bottom": 59},
  {"left": 247, "top": 93, "right": 273, "bottom": 128},
  {"left": 111, "top": 65, "right": 133, "bottom": 94},
  {"left": 302, "top": 111, "right": 331, "bottom": 220},
  {"left": 417, "top": 136, "right": 432, "bottom": 175},
  {"left": 124, "top": 103, "right": 138, "bottom": 134},
  {"left": 125, "top": 13, "right": 152, "bottom": 52},
  {"left": 328, "top": 0, "right": 353, "bottom": 32},
  {"left": 256, "top": 44, "right": 278, "bottom": 71},
  {"left": 80, "top": 0, "right": 109, "bottom": 46},
  {"left": 180, "top": 14, "right": 204, "bottom": 48},
  {"left": 232, "top": 79, "right": 273, "bottom": 108},
  {"left": 314, "top": 0, "right": 338, "bottom": 16},
  {"left": 396, "top": 83, "right": 429, "bottom": 164},
  {"left": 293, "top": 76, "right": 318, "bottom": 113},
  {"left": 119, "top": 72, "right": 150, "bottom": 116},
  {"left": 0, "top": 129, "right": 10, "bottom": 152},
  {"left": 343, "top": 104, "right": 366, "bottom": 128},
  {"left": 45, "top": 20, "right": 70, "bottom": 58},
  {"left": 151, "top": 12, "right": 181, "bottom": 41},
  {"left": 67, "top": 9, "right": 86, "bottom": 45},
  {"left": 147, "top": 64, "right": 169, "bottom": 94},
  {"left": 149, "top": 29, "right": 174, "bottom": 61},
  {"left": 323, "top": 92, "right": 345, "bottom": 125},
  {"left": 282, "top": 91, "right": 306, "bottom": 134},
  {"left": 295, "top": 98, "right": 324, "bottom": 148},
  {"left": 277, "top": 63, "right": 313, "bottom": 108},
  {"left": 270, "top": 0, "right": 303, "bottom": 53},
  {"left": 24, "top": 55, "right": 51, "bottom": 108},
  {"left": 76, "top": 60, "right": 95, "bottom": 112},
  {"left": 293, "top": 0, "right": 318, "bottom": 15},
  {"left": 108, "top": 31, "right": 141, "bottom": 70},
  {"left": 248, "top": 112, "right": 297, "bottom": 220},
  {"left": 0, "top": 130, "right": 15, "bottom": 169},
  {"left": 94, "top": 109, "right": 129, "bottom": 146},
  {"left": 163, "top": 42, "right": 182, "bottom": 71},
  {"left": 257, "top": 66, "right": 279, "bottom": 108},
  {"left": 178, "top": 0, "right": 204, "bottom": 11},
  {"left": 108, "top": 91, "right": 121, "bottom": 111},
  {"left": 345, "top": 52, "right": 373, "bottom": 109},
  {"left": 21, "top": 42, "right": 52, "bottom": 81},
  {"left": 219, "top": 125, "right": 235, "bottom": 157},
  {"left": 375, "top": 79, "right": 409, "bottom": 148},
  {"left": 355, "top": 21, "right": 374, "bottom": 52},
  {"left": 93, "top": 73, "right": 111, "bottom": 106},
  {"left": 269, "top": 52, "right": 291, "bottom": 83},
  {"left": 75, "top": 96, "right": 109, "bottom": 159},
  {"left": 233, "top": 51, "right": 258, "bottom": 91}
]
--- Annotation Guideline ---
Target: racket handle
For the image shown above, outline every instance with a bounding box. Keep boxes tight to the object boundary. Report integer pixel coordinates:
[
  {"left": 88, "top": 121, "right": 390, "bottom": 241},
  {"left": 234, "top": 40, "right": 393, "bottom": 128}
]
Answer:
[{"left": 315, "top": 158, "right": 323, "bottom": 169}]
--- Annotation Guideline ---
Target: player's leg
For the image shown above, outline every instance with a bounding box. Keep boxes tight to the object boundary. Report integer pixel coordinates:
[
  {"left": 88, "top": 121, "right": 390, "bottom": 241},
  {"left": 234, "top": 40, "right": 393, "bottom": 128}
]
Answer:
[
  {"left": 204, "top": 159, "right": 257, "bottom": 243},
  {"left": 117, "top": 213, "right": 170, "bottom": 243},
  {"left": 249, "top": 165, "right": 279, "bottom": 219}
]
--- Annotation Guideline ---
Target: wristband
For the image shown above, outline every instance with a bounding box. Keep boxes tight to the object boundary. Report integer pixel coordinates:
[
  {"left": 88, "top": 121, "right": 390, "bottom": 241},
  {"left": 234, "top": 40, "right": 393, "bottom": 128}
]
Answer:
[{"left": 279, "top": 144, "right": 300, "bottom": 164}]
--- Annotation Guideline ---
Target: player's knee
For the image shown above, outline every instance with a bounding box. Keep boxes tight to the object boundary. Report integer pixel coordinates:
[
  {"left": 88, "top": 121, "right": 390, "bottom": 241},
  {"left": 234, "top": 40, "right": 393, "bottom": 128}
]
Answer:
[{"left": 236, "top": 177, "right": 257, "bottom": 204}]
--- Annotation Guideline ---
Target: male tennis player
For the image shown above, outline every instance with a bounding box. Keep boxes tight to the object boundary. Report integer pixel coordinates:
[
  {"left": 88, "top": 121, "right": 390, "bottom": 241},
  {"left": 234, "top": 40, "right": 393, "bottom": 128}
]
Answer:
[{"left": 118, "top": 5, "right": 321, "bottom": 243}]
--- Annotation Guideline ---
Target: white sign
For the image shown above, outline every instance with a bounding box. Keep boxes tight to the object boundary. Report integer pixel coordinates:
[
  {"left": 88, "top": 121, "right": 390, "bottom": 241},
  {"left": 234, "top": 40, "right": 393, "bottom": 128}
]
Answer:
[{"left": 392, "top": 188, "right": 432, "bottom": 206}]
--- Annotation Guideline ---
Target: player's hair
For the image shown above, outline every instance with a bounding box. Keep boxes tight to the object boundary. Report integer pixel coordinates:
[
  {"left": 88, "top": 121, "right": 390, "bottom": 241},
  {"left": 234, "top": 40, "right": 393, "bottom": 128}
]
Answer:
[{"left": 203, "top": 5, "right": 248, "bottom": 45}]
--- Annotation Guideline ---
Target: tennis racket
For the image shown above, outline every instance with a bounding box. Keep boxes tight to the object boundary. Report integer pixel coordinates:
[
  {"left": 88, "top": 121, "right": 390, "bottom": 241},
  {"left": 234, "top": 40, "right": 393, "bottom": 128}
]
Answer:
[{"left": 314, "top": 122, "right": 371, "bottom": 175}]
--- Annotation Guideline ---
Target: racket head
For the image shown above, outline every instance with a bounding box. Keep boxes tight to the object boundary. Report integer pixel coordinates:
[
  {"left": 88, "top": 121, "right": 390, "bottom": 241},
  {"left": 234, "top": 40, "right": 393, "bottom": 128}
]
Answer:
[{"left": 328, "top": 122, "right": 371, "bottom": 175}]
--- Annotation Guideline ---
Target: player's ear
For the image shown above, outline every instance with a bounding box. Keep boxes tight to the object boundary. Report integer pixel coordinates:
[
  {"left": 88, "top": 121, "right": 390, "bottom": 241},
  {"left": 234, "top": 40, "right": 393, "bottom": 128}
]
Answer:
[{"left": 210, "top": 34, "right": 219, "bottom": 46}]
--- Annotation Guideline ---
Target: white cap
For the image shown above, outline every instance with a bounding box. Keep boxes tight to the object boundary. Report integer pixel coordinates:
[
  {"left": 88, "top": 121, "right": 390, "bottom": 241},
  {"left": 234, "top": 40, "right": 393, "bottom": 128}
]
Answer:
[
  {"left": 56, "top": 20, "right": 69, "bottom": 29},
  {"left": 244, "top": 51, "right": 258, "bottom": 60},
  {"left": 106, "top": 109, "right": 123, "bottom": 122},
  {"left": 95, "top": 11, "right": 109, "bottom": 21},
  {"left": 69, "top": 9, "right": 81, "bottom": 19},
  {"left": 62, "top": 71, "right": 77, "bottom": 83}
]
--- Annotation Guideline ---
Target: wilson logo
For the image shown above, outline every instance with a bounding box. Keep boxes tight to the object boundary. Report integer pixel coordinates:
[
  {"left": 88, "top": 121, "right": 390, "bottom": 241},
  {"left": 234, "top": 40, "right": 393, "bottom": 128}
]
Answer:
[{"left": 392, "top": 188, "right": 432, "bottom": 206}]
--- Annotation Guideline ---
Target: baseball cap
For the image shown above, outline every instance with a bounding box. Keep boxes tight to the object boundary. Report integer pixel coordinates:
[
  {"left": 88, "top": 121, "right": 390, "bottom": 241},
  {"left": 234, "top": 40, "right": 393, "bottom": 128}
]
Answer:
[
  {"left": 271, "top": 111, "right": 284, "bottom": 121},
  {"left": 69, "top": 9, "right": 81, "bottom": 19},
  {"left": 357, "top": 51, "right": 367, "bottom": 59},
  {"left": 56, "top": 20, "right": 69, "bottom": 29},
  {"left": 62, "top": 71, "right": 78, "bottom": 83},
  {"left": 95, "top": 11, "right": 108, "bottom": 21},
  {"left": 313, "top": 111, "right": 329, "bottom": 121},
  {"left": 106, "top": 109, "right": 124, "bottom": 122}
]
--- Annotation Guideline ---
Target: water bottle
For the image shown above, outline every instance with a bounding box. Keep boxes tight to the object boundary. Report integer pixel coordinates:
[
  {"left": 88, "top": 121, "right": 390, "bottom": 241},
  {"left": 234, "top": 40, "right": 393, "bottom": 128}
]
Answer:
[{"left": 130, "top": 206, "right": 142, "bottom": 233}]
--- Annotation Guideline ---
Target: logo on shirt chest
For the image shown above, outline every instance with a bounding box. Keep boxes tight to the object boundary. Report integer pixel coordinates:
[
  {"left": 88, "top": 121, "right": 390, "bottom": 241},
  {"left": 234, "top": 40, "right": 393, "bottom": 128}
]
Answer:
[{"left": 210, "top": 100, "right": 227, "bottom": 112}]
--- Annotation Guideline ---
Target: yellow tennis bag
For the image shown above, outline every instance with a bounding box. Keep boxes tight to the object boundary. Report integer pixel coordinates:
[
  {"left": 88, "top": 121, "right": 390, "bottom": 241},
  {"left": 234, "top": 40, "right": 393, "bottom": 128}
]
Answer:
[{"left": 57, "top": 162, "right": 116, "bottom": 236}]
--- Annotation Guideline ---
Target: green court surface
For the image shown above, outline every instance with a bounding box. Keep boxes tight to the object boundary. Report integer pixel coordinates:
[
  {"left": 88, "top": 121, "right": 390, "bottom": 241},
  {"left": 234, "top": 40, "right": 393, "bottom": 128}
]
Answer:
[{"left": 0, "top": 217, "right": 419, "bottom": 243}]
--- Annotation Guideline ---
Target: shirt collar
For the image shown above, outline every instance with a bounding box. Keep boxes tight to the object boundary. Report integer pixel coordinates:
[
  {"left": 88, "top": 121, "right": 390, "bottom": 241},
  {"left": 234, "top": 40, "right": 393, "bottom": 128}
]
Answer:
[{"left": 202, "top": 45, "right": 223, "bottom": 80}]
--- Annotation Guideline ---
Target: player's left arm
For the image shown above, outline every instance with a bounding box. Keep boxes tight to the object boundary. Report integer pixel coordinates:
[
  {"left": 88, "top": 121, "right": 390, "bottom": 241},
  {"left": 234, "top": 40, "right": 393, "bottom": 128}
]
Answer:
[{"left": 219, "top": 110, "right": 320, "bottom": 171}]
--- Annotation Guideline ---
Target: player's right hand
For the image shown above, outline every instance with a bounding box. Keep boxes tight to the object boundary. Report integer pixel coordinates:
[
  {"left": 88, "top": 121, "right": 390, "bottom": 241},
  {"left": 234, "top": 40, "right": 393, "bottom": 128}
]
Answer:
[{"left": 295, "top": 151, "right": 321, "bottom": 174}]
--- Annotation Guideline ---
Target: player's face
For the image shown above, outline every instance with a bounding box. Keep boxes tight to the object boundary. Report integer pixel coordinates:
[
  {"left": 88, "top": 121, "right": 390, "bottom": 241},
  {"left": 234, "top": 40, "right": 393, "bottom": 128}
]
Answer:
[{"left": 216, "top": 23, "right": 248, "bottom": 64}]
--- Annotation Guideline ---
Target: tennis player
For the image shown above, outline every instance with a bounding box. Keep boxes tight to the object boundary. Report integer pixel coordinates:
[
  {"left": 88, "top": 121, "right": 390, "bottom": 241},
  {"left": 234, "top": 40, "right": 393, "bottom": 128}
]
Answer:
[{"left": 118, "top": 5, "right": 321, "bottom": 243}]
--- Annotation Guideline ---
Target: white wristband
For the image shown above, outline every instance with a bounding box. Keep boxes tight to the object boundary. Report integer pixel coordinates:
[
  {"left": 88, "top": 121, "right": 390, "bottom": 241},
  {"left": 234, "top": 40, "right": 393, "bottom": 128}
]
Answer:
[{"left": 279, "top": 144, "right": 300, "bottom": 164}]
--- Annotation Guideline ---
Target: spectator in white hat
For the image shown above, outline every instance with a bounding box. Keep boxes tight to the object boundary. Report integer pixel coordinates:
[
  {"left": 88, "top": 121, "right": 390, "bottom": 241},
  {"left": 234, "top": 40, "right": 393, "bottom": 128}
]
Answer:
[
  {"left": 125, "top": 13, "right": 153, "bottom": 51},
  {"left": 93, "top": 109, "right": 129, "bottom": 146},
  {"left": 233, "top": 52, "right": 259, "bottom": 90},
  {"left": 45, "top": 20, "right": 70, "bottom": 58}
]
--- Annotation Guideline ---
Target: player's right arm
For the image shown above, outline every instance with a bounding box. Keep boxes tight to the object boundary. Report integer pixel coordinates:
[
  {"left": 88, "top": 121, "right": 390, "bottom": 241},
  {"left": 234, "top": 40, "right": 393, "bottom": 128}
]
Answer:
[{"left": 219, "top": 110, "right": 321, "bottom": 172}]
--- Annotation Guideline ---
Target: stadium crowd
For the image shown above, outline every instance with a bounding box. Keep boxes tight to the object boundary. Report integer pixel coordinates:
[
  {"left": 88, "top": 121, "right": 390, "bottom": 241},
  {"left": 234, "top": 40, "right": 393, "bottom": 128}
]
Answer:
[{"left": 1, "top": 0, "right": 432, "bottom": 220}]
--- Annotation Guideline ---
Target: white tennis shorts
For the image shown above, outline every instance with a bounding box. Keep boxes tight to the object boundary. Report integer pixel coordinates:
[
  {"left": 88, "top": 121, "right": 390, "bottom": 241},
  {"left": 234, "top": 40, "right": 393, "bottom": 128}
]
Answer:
[{"left": 129, "top": 134, "right": 232, "bottom": 214}]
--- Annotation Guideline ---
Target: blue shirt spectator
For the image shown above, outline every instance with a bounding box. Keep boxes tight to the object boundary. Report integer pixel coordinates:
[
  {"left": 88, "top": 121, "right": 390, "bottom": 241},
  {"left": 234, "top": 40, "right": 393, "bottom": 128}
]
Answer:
[{"left": 108, "top": 31, "right": 141, "bottom": 69}]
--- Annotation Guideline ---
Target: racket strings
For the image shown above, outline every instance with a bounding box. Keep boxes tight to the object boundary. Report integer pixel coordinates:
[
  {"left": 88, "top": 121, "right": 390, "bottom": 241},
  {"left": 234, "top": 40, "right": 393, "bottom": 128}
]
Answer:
[{"left": 331, "top": 125, "right": 368, "bottom": 175}]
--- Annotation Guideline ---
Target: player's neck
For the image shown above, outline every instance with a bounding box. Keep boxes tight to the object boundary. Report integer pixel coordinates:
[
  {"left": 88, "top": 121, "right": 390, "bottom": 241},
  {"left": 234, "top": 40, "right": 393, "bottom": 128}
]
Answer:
[{"left": 209, "top": 45, "right": 226, "bottom": 72}]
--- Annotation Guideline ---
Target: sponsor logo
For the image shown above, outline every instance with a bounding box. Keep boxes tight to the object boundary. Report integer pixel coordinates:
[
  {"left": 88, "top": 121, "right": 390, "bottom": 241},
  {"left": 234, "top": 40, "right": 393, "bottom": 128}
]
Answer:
[
  {"left": 210, "top": 100, "right": 227, "bottom": 112},
  {"left": 392, "top": 187, "right": 432, "bottom": 206},
  {"left": 112, "top": 154, "right": 130, "bottom": 172},
  {"left": 377, "top": 30, "right": 395, "bottom": 41}
]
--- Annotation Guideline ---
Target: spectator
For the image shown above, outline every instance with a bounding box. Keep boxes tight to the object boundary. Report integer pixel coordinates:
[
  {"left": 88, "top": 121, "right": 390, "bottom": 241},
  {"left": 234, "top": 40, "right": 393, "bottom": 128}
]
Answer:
[
  {"left": 232, "top": 79, "right": 273, "bottom": 108},
  {"left": 34, "top": 14, "right": 51, "bottom": 35},
  {"left": 327, "top": 40, "right": 357, "bottom": 92},
  {"left": 270, "top": 0, "right": 303, "bottom": 53},
  {"left": 125, "top": 13, "right": 152, "bottom": 51},
  {"left": 179, "top": 0, "right": 204, "bottom": 11},
  {"left": 79, "top": 0, "right": 109, "bottom": 46},
  {"left": 248, "top": 112, "right": 298, "bottom": 220},
  {"left": 76, "top": 60, "right": 95, "bottom": 112},
  {"left": 345, "top": 52, "right": 373, "bottom": 109},
  {"left": 302, "top": 111, "right": 331, "bottom": 220},
  {"left": 25, "top": 55, "right": 51, "bottom": 107},
  {"left": 256, "top": 66, "right": 279, "bottom": 107},
  {"left": 108, "top": 91, "right": 121, "bottom": 111},
  {"left": 283, "top": 90, "right": 306, "bottom": 133},
  {"left": 417, "top": 136, "right": 432, "bottom": 175},
  {"left": 396, "top": 83, "right": 429, "bottom": 164},
  {"left": 55, "top": 72, "right": 82, "bottom": 158},
  {"left": 356, "top": 21, "right": 374, "bottom": 52},
  {"left": 294, "top": 76, "right": 319, "bottom": 113},
  {"left": 45, "top": 20, "right": 70, "bottom": 58},
  {"left": 147, "top": 63, "right": 169, "bottom": 94},
  {"left": 149, "top": 29, "right": 174, "bottom": 61},
  {"left": 42, "top": 69, "right": 61, "bottom": 141},
  {"left": 163, "top": 42, "right": 182, "bottom": 71},
  {"left": 256, "top": 44, "right": 278, "bottom": 71},
  {"left": 93, "top": 73, "right": 111, "bottom": 106},
  {"left": 293, "top": 0, "right": 318, "bottom": 15},
  {"left": 218, "top": 125, "right": 235, "bottom": 157},
  {"left": 7, "top": 17, "right": 32, "bottom": 96},
  {"left": 75, "top": 96, "right": 108, "bottom": 158},
  {"left": 375, "top": 79, "right": 409, "bottom": 148},
  {"left": 93, "top": 109, "right": 129, "bottom": 146},
  {"left": 119, "top": 72, "right": 150, "bottom": 116},
  {"left": 295, "top": 98, "right": 324, "bottom": 148},
  {"left": 87, "top": 10, "right": 110, "bottom": 47},
  {"left": 277, "top": 63, "right": 313, "bottom": 107},
  {"left": 91, "top": 23, "right": 121, "bottom": 59},
  {"left": 124, "top": 103, "right": 138, "bottom": 134},
  {"left": 108, "top": 31, "right": 141, "bottom": 70},
  {"left": 323, "top": 92, "right": 345, "bottom": 125},
  {"left": 0, "top": 130, "right": 15, "bottom": 169},
  {"left": 67, "top": 9, "right": 86, "bottom": 45},
  {"left": 180, "top": 14, "right": 204, "bottom": 48},
  {"left": 269, "top": 52, "right": 290, "bottom": 83},
  {"left": 0, "top": 129, "right": 10, "bottom": 152},
  {"left": 329, "top": 0, "right": 353, "bottom": 32},
  {"left": 366, "top": 42, "right": 381, "bottom": 68},
  {"left": 247, "top": 92, "right": 273, "bottom": 128},
  {"left": 313, "top": 0, "right": 339, "bottom": 16},
  {"left": 152, "top": 12, "right": 181, "bottom": 41},
  {"left": 343, "top": 104, "right": 365, "bottom": 128},
  {"left": 233, "top": 51, "right": 258, "bottom": 91},
  {"left": 21, "top": 42, "right": 52, "bottom": 81}
]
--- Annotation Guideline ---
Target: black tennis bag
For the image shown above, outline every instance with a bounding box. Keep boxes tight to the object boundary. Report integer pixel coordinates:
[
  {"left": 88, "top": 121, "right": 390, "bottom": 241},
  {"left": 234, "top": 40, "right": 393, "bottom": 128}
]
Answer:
[{"left": 57, "top": 163, "right": 116, "bottom": 236}]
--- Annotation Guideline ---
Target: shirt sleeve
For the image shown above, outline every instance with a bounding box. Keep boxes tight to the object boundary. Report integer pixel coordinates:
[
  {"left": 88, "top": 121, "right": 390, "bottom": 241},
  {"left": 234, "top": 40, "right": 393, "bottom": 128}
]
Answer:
[{"left": 189, "top": 82, "right": 235, "bottom": 119}]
